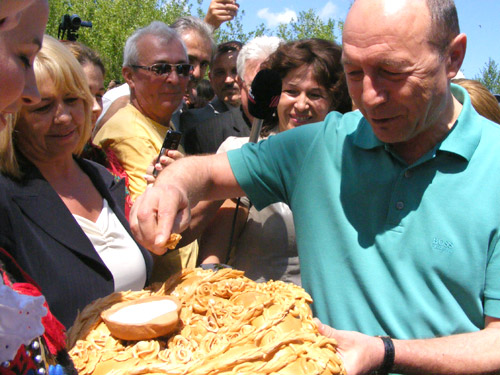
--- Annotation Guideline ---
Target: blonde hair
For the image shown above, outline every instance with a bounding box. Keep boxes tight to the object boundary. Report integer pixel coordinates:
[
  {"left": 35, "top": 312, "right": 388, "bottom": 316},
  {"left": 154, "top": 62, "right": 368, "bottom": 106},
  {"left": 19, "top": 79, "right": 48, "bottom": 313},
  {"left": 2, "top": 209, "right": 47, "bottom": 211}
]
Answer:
[
  {"left": 0, "top": 35, "right": 94, "bottom": 177},
  {"left": 453, "top": 78, "right": 500, "bottom": 125},
  {"left": 0, "top": 114, "right": 18, "bottom": 177}
]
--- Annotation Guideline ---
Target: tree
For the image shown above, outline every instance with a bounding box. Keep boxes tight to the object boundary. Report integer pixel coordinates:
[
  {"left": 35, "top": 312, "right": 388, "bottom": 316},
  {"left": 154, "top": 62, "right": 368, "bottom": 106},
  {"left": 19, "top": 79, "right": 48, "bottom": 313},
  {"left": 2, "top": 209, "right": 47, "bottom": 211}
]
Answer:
[
  {"left": 46, "top": 1, "right": 345, "bottom": 83},
  {"left": 275, "top": 9, "right": 342, "bottom": 42},
  {"left": 475, "top": 58, "right": 500, "bottom": 94},
  {"left": 47, "top": 0, "right": 190, "bottom": 82}
]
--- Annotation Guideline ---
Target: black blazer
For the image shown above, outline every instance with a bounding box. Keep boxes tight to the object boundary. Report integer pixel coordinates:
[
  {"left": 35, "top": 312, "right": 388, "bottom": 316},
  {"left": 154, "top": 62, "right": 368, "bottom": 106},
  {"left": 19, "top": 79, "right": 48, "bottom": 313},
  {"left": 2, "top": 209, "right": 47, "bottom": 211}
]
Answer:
[
  {"left": 0, "top": 157, "right": 153, "bottom": 328},
  {"left": 181, "top": 106, "right": 251, "bottom": 154}
]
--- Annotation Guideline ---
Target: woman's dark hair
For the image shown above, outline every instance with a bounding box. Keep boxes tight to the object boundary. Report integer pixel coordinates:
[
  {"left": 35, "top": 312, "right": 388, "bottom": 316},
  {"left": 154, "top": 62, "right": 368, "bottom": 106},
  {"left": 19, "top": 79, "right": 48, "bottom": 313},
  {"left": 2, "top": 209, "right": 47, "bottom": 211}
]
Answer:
[
  {"left": 260, "top": 38, "right": 352, "bottom": 135},
  {"left": 64, "top": 41, "right": 105, "bottom": 75}
]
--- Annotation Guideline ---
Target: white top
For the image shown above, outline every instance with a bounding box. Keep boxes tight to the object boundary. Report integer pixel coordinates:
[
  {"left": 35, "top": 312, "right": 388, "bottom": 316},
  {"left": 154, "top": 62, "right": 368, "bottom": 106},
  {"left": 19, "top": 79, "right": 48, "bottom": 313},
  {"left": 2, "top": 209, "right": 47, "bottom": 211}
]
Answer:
[
  {"left": 73, "top": 199, "right": 147, "bottom": 292},
  {"left": 216, "top": 136, "right": 301, "bottom": 286}
]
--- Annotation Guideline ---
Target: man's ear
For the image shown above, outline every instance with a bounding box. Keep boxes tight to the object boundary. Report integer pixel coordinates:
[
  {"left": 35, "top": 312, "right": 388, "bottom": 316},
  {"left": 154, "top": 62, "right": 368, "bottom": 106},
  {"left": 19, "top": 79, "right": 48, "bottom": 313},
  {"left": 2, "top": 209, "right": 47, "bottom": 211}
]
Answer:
[
  {"left": 122, "top": 66, "right": 135, "bottom": 89},
  {"left": 446, "top": 33, "right": 467, "bottom": 79}
]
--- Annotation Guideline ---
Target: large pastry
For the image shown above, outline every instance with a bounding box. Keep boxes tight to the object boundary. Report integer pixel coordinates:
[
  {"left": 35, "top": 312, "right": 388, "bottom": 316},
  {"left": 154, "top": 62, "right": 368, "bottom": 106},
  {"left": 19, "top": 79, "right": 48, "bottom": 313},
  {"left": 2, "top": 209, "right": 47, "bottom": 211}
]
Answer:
[{"left": 68, "top": 268, "right": 345, "bottom": 375}]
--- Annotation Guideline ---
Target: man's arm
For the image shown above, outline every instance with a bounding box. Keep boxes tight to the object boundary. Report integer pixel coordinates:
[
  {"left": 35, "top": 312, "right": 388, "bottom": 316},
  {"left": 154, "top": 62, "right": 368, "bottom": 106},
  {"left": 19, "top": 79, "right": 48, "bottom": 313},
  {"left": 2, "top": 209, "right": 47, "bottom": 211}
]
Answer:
[
  {"left": 317, "top": 316, "right": 500, "bottom": 375},
  {"left": 130, "top": 153, "right": 244, "bottom": 254}
]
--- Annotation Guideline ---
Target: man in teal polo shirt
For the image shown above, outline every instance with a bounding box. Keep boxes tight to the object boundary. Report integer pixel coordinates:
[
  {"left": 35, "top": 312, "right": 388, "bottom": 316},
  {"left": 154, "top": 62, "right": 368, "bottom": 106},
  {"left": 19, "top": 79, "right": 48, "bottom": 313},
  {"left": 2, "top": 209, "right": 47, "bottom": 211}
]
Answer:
[{"left": 131, "top": 0, "right": 500, "bottom": 373}]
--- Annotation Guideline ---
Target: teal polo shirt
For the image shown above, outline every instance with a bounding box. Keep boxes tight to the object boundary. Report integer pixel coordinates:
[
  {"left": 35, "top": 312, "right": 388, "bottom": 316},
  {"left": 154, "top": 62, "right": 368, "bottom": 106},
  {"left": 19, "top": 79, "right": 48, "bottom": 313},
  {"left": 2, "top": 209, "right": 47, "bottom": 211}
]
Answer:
[{"left": 227, "top": 84, "right": 500, "bottom": 339}]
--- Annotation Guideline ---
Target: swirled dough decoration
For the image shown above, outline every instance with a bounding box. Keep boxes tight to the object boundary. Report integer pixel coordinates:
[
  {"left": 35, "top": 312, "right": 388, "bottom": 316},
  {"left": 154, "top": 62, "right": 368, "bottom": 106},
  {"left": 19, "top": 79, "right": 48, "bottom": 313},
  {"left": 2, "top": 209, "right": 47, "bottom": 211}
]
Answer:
[{"left": 68, "top": 268, "right": 345, "bottom": 375}]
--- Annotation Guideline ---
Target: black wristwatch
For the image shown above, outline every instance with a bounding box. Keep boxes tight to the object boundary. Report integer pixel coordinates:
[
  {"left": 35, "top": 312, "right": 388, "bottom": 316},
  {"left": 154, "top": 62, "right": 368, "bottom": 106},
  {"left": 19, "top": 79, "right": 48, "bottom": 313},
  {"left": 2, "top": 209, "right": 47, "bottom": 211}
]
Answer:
[{"left": 374, "top": 336, "right": 395, "bottom": 375}]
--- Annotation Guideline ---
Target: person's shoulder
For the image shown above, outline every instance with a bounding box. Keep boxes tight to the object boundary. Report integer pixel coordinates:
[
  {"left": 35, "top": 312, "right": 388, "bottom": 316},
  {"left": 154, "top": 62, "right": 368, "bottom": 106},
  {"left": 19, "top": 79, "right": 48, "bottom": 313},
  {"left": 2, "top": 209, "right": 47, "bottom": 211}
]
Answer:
[
  {"left": 102, "top": 83, "right": 130, "bottom": 101},
  {"left": 77, "top": 157, "right": 116, "bottom": 185},
  {"left": 218, "top": 136, "right": 249, "bottom": 153},
  {"left": 181, "top": 105, "right": 217, "bottom": 126},
  {"left": 95, "top": 105, "right": 145, "bottom": 139}
]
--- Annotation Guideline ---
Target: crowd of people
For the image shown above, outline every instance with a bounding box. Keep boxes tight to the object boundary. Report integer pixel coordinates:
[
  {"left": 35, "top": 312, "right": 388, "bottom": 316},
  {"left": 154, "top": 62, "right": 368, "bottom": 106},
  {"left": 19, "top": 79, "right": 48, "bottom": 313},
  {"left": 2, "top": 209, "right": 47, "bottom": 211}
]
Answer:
[{"left": 1, "top": 0, "right": 500, "bottom": 374}]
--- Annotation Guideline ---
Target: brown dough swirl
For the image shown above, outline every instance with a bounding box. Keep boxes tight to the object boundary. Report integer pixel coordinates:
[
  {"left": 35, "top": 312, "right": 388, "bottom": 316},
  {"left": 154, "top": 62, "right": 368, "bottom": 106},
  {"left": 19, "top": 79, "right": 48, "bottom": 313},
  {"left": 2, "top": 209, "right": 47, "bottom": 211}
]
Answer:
[{"left": 68, "top": 268, "right": 345, "bottom": 375}]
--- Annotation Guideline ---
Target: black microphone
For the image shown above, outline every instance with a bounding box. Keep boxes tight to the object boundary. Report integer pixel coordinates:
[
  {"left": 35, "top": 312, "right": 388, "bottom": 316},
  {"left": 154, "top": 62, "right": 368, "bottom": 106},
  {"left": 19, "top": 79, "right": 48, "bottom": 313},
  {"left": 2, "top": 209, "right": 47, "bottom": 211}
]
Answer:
[{"left": 247, "top": 69, "right": 282, "bottom": 143}]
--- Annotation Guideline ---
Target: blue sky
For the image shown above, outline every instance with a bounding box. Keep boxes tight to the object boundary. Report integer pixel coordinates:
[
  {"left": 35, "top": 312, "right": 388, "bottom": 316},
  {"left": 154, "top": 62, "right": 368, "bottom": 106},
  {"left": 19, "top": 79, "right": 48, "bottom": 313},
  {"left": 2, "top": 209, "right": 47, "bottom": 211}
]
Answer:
[{"left": 204, "top": 0, "right": 500, "bottom": 79}]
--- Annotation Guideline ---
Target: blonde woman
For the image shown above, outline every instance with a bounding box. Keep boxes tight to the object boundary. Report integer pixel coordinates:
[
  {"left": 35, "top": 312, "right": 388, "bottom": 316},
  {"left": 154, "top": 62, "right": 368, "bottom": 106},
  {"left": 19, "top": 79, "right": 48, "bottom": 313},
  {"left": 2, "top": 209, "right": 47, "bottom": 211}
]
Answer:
[{"left": 0, "top": 35, "right": 152, "bottom": 329}]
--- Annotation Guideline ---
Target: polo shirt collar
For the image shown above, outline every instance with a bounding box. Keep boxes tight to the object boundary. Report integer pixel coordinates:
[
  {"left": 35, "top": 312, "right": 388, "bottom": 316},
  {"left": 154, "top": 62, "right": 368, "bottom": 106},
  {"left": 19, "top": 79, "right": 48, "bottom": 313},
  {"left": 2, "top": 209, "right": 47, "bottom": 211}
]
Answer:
[{"left": 351, "top": 83, "right": 481, "bottom": 162}]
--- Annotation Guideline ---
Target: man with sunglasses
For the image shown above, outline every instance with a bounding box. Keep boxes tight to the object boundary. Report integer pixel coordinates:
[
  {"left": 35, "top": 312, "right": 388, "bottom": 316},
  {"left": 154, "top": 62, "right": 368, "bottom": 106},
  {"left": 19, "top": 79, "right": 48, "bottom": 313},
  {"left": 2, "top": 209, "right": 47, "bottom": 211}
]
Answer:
[{"left": 93, "top": 21, "right": 191, "bottom": 202}]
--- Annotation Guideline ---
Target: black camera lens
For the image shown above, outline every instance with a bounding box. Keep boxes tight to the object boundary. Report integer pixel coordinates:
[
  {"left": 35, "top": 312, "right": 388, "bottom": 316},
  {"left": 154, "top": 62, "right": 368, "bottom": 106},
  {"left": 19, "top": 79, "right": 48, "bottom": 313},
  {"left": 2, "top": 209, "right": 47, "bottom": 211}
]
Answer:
[{"left": 70, "top": 15, "right": 81, "bottom": 28}]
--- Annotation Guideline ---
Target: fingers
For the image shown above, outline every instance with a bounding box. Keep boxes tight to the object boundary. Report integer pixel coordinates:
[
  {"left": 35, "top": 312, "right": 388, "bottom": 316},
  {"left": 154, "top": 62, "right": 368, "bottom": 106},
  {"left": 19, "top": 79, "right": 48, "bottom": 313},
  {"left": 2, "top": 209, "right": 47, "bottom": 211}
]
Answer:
[
  {"left": 165, "top": 149, "right": 184, "bottom": 161},
  {"left": 205, "top": 0, "right": 239, "bottom": 28},
  {"left": 130, "top": 185, "right": 181, "bottom": 255},
  {"left": 314, "top": 318, "right": 337, "bottom": 338}
]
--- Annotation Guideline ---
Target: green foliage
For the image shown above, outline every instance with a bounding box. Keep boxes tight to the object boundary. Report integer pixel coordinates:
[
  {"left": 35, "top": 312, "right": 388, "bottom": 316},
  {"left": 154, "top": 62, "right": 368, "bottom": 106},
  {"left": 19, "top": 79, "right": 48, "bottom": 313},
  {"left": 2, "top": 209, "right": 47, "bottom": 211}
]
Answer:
[
  {"left": 46, "top": 1, "right": 343, "bottom": 84},
  {"left": 475, "top": 58, "right": 500, "bottom": 94},
  {"left": 274, "top": 9, "right": 342, "bottom": 42},
  {"left": 46, "top": 0, "right": 190, "bottom": 83}
]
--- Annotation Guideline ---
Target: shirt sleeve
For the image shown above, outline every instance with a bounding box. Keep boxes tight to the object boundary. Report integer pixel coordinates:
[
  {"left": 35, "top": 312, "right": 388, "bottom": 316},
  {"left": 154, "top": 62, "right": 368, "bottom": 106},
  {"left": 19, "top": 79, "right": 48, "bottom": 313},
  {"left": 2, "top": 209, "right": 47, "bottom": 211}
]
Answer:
[
  {"left": 485, "top": 236, "right": 500, "bottom": 319},
  {"left": 227, "top": 123, "right": 321, "bottom": 211},
  {"left": 107, "top": 137, "right": 157, "bottom": 201}
]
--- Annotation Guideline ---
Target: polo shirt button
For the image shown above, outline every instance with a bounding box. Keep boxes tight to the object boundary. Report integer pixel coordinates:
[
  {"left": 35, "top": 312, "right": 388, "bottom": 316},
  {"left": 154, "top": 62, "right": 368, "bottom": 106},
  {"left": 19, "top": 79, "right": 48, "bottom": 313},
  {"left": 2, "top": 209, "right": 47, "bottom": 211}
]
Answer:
[
  {"left": 404, "top": 170, "right": 412, "bottom": 178},
  {"left": 396, "top": 201, "right": 404, "bottom": 210}
]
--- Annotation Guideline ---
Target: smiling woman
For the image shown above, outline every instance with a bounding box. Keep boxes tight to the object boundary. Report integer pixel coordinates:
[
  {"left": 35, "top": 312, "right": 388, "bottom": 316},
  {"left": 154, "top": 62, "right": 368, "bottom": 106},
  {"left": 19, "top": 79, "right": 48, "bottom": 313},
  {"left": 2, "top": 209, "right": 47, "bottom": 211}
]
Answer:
[
  {"left": 199, "top": 38, "right": 352, "bottom": 285},
  {"left": 0, "top": 35, "right": 153, "bottom": 329}
]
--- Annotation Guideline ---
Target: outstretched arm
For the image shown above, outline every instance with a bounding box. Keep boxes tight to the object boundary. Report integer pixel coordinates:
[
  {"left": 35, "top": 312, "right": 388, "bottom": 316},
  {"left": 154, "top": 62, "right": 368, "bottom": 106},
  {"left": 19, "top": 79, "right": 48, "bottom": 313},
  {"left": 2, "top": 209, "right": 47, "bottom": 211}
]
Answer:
[
  {"left": 317, "top": 316, "right": 500, "bottom": 375},
  {"left": 130, "top": 153, "right": 244, "bottom": 254}
]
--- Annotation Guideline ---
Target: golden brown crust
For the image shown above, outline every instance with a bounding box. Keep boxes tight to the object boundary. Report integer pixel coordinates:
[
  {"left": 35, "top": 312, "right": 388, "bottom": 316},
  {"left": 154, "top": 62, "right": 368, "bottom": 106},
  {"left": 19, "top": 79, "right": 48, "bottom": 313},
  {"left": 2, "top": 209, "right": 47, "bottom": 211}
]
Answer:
[
  {"left": 68, "top": 268, "right": 345, "bottom": 375},
  {"left": 165, "top": 233, "right": 182, "bottom": 250}
]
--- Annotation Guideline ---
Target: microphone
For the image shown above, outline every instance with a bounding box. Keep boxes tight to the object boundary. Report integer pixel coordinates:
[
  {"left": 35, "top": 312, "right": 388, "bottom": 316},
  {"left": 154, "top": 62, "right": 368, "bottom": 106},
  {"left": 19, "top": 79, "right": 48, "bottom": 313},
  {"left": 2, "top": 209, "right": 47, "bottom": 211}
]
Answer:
[{"left": 247, "top": 69, "right": 282, "bottom": 143}]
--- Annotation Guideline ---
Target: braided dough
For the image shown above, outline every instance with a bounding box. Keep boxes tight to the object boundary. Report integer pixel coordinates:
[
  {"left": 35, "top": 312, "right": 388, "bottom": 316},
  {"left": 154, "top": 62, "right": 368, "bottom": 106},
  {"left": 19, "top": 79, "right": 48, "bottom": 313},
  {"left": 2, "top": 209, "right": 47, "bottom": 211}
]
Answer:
[
  {"left": 68, "top": 268, "right": 345, "bottom": 375},
  {"left": 165, "top": 233, "right": 182, "bottom": 250}
]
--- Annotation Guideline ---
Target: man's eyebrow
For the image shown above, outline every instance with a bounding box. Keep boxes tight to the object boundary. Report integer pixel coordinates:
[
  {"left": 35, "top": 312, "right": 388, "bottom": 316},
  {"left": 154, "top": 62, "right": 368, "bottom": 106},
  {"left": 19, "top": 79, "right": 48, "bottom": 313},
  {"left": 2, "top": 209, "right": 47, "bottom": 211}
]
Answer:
[
  {"left": 379, "top": 59, "right": 411, "bottom": 69},
  {"left": 341, "top": 57, "right": 411, "bottom": 69}
]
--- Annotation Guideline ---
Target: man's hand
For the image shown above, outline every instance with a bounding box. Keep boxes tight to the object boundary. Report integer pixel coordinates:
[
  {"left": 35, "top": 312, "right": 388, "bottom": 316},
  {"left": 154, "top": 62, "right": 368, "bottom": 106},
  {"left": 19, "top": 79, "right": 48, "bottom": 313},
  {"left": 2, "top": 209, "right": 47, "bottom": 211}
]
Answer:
[
  {"left": 144, "top": 150, "right": 184, "bottom": 185},
  {"left": 204, "top": 0, "right": 239, "bottom": 30},
  {"left": 315, "top": 318, "right": 385, "bottom": 375},
  {"left": 130, "top": 183, "right": 191, "bottom": 255}
]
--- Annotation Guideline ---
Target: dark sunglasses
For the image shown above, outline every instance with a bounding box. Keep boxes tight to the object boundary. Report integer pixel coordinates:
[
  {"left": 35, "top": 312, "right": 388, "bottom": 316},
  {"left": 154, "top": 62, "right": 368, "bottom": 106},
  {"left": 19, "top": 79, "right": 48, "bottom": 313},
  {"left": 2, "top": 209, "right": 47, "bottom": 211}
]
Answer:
[{"left": 131, "top": 63, "right": 193, "bottom": 77}]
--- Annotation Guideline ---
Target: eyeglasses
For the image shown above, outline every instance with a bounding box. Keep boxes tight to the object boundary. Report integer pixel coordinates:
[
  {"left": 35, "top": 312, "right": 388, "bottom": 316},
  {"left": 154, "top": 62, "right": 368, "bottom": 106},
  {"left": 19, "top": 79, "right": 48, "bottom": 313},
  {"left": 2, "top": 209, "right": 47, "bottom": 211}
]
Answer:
[{"left": 131, "top": 63, "right": 193, "bottom": 77}]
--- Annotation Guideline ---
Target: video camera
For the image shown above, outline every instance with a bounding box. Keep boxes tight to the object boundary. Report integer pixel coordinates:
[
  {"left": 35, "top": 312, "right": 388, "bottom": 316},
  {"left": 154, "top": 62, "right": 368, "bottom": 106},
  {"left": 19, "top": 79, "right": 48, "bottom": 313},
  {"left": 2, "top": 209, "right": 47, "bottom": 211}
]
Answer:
[{"left": 58, "top": 14, "right": 92, "bottom": 41}]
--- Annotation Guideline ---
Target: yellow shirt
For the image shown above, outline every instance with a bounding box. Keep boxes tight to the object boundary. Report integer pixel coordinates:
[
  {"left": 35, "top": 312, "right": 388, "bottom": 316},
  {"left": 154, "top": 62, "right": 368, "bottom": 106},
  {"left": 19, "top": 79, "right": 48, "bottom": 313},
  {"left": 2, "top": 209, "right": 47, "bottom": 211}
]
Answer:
[
  {"left": 93, "top": 103, "right": 174, "bottom": 201},
  {"left": 93, "top": 104, "right": 198, "bottom": 276}
]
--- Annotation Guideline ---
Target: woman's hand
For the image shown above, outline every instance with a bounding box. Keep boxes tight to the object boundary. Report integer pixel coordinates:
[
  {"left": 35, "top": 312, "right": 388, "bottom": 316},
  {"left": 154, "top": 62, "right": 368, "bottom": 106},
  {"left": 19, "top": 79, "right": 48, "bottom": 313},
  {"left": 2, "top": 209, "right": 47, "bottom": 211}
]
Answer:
[{"left": 144, "top": 150, "right": 184, "bottom": 185}]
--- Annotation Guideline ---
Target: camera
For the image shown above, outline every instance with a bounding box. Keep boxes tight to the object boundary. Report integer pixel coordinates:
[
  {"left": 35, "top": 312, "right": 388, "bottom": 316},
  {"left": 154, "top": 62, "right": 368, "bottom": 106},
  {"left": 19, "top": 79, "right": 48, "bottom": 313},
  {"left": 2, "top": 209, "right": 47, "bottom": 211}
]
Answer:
[{"left": 58, "top": 14, "right": 92, "bottom": 41}]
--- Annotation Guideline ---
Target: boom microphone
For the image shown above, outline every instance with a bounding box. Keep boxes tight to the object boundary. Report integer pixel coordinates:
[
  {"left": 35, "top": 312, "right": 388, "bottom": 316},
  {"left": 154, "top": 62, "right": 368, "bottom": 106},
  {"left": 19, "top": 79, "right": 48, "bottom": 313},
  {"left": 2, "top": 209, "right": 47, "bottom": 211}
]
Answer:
[{"left": 247, "top": 69, "right": 282, "bottom": 143}]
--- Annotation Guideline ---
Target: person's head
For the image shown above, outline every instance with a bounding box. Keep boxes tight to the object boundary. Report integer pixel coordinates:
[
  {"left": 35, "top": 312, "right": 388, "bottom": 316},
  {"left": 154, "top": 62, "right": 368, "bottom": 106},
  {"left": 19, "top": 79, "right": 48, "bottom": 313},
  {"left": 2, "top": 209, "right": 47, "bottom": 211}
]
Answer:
[
  {"left": 171, "top": 16, "right": 215, "bottom": 100},
  {"left": 7, "top": 35, "right": 93, "bottom": 174},
  {"left": 209, "top": 41, "right": 242, "bottom": 108},
  {"left": 236, "top": 36, "right": 282, "bottom": 123},
  {"left": 195, "top": 79, "right": 215, "bottom": 108},
  {"left": 122, "top": 21, "right": 190, "bottom": 125},
  {"left": 0, "top": 0, "right": 48, "bottom": 129},
  {"left": 262, "top": 38, "right": 352, "bottom": 133},
  {"left": 0, "top": 0, "right": 35, "bottom": 32},
  {"left": 342, "top": 0, "right": 466, "bottom": 149},
  {"left": 452, "top": 79, "right": 500, "bottom": 124},
  {"left": 64, "top": 41, "right": 106, "bottom": 127}
]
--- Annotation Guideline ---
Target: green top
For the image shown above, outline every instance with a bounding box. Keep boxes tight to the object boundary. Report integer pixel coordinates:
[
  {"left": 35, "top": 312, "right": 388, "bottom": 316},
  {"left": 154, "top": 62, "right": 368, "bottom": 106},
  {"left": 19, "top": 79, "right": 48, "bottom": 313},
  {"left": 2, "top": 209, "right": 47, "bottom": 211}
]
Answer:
[{"left": 228, "top": 84, "right": 500, "bottom": 339}]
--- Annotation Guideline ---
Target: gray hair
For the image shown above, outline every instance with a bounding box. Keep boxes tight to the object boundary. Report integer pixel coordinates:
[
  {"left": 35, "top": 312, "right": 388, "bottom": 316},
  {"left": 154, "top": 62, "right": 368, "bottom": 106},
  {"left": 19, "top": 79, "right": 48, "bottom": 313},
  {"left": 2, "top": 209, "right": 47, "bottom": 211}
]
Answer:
[
  {"left": 170, "top": 16, "right": 216, "bottom": 59},
  {"left": 123, "top": 21, "right": 186, "bottom": 67},
  {"left": 426, "top": 0, "right": 460, "bottom": 55},
  {"left": 236, "top": 36, "right": 282, "bottom": 81}
]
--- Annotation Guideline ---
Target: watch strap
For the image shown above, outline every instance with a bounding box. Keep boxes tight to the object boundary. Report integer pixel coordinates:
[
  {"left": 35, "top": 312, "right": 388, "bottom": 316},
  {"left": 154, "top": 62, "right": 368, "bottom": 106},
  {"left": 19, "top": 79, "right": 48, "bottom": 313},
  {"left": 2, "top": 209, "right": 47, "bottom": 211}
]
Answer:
[{"left": 375, "top": 336, "right": 395, "bottom": 375}]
